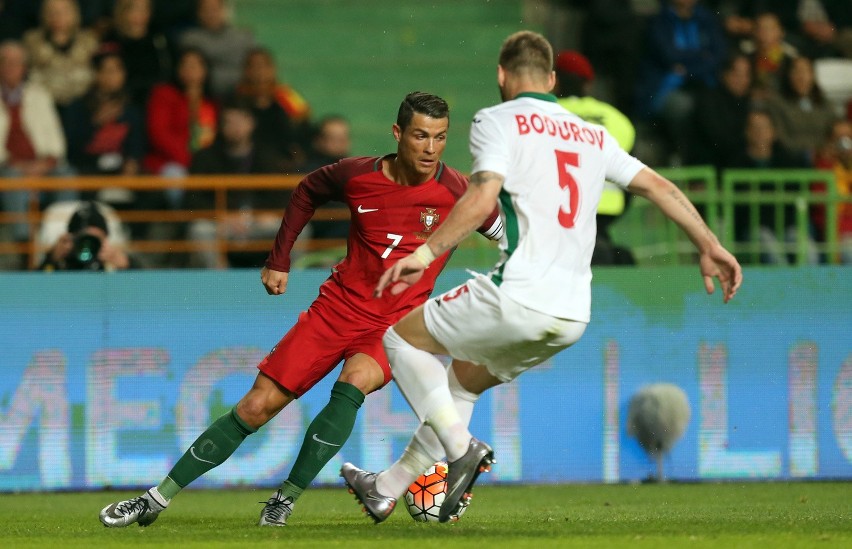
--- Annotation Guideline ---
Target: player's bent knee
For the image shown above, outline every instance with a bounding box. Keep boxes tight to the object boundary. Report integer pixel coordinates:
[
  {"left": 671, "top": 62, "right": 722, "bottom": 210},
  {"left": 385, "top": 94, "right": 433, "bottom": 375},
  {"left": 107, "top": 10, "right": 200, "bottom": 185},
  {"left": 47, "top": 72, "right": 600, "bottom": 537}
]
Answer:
[
  {"left": 339, "top": 360, "right": 385, "bottom": 394},
  {"left": 337, "top": 371, "right": 382, "bottom": 394},
  {"left": 236, "top": 388, "right": 291, "bottom": 428}
]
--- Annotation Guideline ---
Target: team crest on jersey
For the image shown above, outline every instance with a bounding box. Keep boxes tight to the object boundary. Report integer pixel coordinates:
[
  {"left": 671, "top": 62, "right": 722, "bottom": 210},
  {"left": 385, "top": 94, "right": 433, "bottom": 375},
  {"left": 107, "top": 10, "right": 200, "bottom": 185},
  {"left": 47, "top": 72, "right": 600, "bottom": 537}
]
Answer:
[
  {"left": 420, "top": 208, "right": 439, "bottom": 232},
  {"left": 416, "top": 208, "right": 440, "bottom": 240}
]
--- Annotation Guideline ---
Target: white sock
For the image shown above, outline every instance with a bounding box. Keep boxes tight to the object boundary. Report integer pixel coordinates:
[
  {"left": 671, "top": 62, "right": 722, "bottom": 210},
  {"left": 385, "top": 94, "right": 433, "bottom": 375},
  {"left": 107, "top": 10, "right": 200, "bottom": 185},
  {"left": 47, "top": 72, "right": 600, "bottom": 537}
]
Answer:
[
  {"left": 147, "top": 486, "right": 169, "bottom": 508},
  {"left": 375, "top": 436, "right": 434, "bottom": 499},
  {"left": 376, "top": 363, "right": 480, "bottom": 498},
  {"left": 384, "top": 328, "right": 471, "bottom": 461}
]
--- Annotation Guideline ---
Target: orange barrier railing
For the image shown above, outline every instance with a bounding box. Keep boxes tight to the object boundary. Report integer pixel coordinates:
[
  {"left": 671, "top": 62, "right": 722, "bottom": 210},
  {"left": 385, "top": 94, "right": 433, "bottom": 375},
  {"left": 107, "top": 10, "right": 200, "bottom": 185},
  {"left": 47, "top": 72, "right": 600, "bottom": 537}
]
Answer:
[{"left": 0, "top": 175, "right": 349, "bottom": 269}]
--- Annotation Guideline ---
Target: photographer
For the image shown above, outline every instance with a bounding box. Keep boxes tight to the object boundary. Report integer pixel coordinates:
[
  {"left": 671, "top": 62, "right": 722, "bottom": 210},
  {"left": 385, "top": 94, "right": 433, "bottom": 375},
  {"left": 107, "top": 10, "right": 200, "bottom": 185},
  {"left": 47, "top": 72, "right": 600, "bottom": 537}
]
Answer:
[{"left": 39, "top": 201, "right": 138, "bottom": 271}]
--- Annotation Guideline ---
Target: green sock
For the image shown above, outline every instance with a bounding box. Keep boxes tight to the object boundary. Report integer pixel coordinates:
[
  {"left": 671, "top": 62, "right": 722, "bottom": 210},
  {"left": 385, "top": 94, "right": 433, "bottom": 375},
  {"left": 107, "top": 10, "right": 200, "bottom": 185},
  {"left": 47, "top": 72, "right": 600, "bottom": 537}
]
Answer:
[
  {"left": 281, "top": 381, "right": 365, "bottom": 499},
  {"left": 158, "top": 407, "right": 257, "bottom": 500}
]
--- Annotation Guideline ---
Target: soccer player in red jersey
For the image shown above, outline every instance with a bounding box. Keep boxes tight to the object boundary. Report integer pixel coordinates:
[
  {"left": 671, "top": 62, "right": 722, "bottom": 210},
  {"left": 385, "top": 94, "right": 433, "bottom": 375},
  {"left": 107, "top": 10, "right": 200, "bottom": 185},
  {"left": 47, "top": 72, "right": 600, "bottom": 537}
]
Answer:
[{"left": 98, "top": 92, "right": 503, "bottom": 528}]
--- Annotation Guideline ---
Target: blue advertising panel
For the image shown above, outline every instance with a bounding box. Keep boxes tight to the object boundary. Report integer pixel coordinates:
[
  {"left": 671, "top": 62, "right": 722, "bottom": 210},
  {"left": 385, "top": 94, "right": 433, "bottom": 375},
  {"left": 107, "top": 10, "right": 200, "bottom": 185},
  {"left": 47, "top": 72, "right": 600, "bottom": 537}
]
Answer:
[{"left": 0, "top": 267, "right": 850, "bottom": 491}]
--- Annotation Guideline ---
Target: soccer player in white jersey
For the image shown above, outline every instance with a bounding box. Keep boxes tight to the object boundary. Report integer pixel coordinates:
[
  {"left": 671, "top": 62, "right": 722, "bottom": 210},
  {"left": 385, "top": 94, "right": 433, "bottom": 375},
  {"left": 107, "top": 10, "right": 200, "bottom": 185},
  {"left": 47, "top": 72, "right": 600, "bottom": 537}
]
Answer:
[{"left": 342, "top": 30, "right": 743, "bottom": 524}]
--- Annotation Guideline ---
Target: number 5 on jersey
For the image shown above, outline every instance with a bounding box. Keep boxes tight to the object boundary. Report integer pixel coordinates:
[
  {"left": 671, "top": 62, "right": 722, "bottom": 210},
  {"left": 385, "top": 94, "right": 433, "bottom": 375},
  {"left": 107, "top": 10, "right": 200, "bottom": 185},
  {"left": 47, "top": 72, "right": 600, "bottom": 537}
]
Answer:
[
  {"left": 556, "top": 150, "right": 580, "bottom": 229},
  {"left": 382, "top": 233, "right": 403, "bottom": 259}
]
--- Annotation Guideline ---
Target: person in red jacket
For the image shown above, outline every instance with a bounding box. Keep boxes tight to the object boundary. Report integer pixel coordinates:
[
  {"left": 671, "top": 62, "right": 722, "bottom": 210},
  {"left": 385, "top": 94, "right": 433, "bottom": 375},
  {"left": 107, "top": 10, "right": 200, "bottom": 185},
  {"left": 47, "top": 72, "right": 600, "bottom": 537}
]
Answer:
[
  {"left": 143, "top": 47, "right": 217, "bottom": 205},
  {"left": 98, "top": 91, "right": 503, "bottom": 528}
]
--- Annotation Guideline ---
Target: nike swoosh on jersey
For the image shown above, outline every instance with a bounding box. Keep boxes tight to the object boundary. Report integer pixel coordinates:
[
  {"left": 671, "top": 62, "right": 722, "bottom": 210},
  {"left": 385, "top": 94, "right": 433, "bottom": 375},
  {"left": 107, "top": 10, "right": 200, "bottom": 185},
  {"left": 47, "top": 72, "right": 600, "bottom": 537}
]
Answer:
[
  {"left": 312, "top": 433, "right": 342, "bottom": 447},
  {"left": 189, "top": 446, "right": 217, "bottom": 465},
  {"left": 357, "top": 205, "right": 379, "bottom": 213}
]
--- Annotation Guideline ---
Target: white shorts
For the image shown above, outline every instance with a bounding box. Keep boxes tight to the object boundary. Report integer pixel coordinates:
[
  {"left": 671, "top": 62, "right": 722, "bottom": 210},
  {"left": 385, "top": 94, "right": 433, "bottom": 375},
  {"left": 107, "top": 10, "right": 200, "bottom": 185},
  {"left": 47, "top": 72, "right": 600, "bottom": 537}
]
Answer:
[{"left": 423, "top": 274, "right": 587, "bottom": 382}]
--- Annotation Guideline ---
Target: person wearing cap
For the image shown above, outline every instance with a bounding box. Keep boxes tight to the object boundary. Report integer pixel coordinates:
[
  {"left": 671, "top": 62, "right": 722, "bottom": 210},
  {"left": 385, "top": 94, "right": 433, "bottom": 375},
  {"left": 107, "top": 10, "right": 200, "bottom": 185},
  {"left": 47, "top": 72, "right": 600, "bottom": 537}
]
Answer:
[
  {"left": 38, "top": 200, "right": 138, "bottom": 271},
  {"left": 554, "top": 49, "right": 637, "bottom": 265}
]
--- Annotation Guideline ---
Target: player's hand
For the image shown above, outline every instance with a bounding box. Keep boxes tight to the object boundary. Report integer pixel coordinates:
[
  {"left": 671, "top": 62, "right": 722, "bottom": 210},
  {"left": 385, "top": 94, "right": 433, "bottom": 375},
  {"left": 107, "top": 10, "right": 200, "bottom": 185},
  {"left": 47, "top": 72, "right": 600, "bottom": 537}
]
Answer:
[
  {"left": 261, "top": 267, "right": 289, "bottom": 295},
  {"left": 698, "top": 244, "right": 742, "bottom": 304},
  {"left": 375, "top": 254, "right": 426, "bottom": 298}
]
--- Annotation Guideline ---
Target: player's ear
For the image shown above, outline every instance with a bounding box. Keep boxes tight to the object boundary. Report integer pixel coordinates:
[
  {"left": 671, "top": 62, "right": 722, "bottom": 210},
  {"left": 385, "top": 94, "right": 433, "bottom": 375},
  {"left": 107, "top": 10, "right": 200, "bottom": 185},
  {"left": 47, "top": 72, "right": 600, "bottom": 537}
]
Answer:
[
  {"left": 392, "top": 123, "right": 402, "bottom": 143},
  {"left": 547, "top": 70, "right": 556, "bottom": 92},
  {"left": 497, "top": 65, "right": 505, "bottom": 87}
]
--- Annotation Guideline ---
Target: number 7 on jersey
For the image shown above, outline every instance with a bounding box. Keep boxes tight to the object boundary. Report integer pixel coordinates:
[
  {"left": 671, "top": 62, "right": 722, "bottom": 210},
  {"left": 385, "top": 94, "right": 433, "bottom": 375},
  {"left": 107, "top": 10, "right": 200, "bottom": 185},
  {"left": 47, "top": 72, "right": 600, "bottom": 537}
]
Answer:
[{"left": 382, "top": 233, "right": 403, "bottom": 258}]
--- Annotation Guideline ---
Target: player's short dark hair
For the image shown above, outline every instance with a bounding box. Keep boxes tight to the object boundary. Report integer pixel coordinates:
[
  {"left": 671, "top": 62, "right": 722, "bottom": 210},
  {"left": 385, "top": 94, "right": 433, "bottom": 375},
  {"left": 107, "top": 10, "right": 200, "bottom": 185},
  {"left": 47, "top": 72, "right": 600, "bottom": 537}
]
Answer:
[
  {"left": 396, "top": 92, "right": 449, "bottom": 130},
  {"left": 499, "top": 31, "right": 553, "bottom": 79}
]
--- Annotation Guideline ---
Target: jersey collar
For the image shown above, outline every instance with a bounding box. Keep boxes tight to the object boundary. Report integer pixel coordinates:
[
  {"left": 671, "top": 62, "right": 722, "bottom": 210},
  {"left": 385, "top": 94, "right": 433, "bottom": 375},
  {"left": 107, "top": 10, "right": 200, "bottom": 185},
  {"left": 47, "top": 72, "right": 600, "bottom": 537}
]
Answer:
[{"left": 514, "top": 91, "right": 558, "bottom": 103}]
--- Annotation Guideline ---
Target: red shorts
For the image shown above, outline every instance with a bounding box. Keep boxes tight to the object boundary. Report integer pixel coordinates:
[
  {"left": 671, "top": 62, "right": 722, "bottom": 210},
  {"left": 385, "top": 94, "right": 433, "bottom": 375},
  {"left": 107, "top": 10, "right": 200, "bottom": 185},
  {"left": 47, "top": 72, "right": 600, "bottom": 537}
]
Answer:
[{"left": 257, "top": 289, "right": 392, "bottom": 397}]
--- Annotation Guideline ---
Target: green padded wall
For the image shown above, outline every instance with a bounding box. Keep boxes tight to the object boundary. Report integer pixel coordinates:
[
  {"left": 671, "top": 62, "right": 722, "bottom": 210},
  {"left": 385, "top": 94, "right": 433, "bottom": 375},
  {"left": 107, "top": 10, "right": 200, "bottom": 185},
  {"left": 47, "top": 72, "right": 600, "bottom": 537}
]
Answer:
[{"left": 233, "top": 0, "right": 528, "bottom": 169}]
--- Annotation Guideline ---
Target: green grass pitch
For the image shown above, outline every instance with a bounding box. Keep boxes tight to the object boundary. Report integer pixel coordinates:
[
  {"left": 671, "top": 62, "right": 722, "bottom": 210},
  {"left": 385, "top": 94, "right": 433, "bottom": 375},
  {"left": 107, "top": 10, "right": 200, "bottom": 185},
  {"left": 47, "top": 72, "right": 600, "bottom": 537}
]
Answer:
[{"left": 1, "top": 483, "right": 849, "bottom": 548}]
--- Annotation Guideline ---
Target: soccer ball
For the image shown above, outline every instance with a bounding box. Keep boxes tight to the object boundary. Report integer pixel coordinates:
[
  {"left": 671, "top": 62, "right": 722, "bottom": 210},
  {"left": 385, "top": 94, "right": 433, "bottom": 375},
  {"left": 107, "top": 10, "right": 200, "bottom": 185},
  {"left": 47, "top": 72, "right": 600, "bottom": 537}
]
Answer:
[
  {"left": 404, "top": 462, "right": 448, "bottom": 522},
  {"left": 404, "top": 461, "right": 466, "bottom": 522}
]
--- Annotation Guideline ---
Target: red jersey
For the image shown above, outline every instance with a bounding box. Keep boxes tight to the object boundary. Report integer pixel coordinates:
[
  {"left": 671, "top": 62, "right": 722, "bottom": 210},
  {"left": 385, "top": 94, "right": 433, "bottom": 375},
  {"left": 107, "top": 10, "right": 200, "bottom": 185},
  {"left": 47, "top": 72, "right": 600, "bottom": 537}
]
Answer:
[{"left": 266, "top": 155, "right": 501, "bottom": 324}]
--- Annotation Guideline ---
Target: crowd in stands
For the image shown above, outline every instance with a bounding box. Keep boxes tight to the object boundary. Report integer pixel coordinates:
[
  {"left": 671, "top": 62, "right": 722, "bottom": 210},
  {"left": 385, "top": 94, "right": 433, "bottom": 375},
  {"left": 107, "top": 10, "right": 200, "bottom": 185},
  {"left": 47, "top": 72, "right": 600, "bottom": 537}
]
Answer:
[
  {"left": 0, "top": 0, "right": 348, "bottom": 270},
  {"left": 1, "top": 0, "right": 851, "bottom": 269},
  {"left": 568, "top": 0, "right": 852, "bottom": 263}
]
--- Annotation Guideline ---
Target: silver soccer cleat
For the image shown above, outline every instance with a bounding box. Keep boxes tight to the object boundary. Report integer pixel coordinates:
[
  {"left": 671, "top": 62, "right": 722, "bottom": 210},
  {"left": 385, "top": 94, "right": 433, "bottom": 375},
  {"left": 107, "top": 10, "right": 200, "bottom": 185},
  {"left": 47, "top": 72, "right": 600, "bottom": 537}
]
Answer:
[
  {"left": 258, "top": 489, "right": 294, "bottom": 527},
  {"left": 99, "top": 489, "right": 167, "bottom": 527},
  {"left": 340, "top": 462, "right": 397, "bottom": 524},
  {"left": 439, "top": 437, "right": 495, "bottom": 523}
]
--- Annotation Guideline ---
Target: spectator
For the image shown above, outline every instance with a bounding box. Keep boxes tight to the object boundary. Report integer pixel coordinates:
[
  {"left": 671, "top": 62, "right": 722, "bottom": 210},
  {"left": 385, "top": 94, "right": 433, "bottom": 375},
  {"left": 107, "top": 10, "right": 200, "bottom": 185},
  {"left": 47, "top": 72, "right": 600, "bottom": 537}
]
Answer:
[
  {"left": 185, "top": 98, "right": 287, "bottom": 268},
  {"left": 813, "top": 119, "right": 852, "bottom": 262},
  {"left": 764, "top": 55, "right": 837, "bottom": 163},
  {"left": 691, "top": 52, "right": 753, "bottom": 169},
  {"left": 709, "top": 0, "right": 803, "bottom": 50},
  {"left": 299, "top": 115, "right": 352, "bottom": 245},
  {"left": 101, "top": 0, "right": 173, "bottom": 108},
  {"left": 141, "top": 47, "right": 216, "bottom": 267},
  {"left": 179, "top": 0, "right": 254, "bottom": 99},
  {"left": 729, "top": 109, "right": 816, "bottom": 264},
  {"left": 143, "top": 47, "right": 216, "bottom": 182},
  {"left": 63, "top": 48, "right": 145, "bottom": 202},
  {"left": 234, "top": 47, "right": 311, "bottom": 168},
  {"left": 301, "top": 115, "right": 351, "bottom": 173},
  {"left": 22, "top": 0, "right": 99, "bottom": 111},
  {"left": 554, "top": 50, "right": 637, "bottom": 265},
  {"left": 739, "top": 12, "right": 798, "bottom": 98},
  {"left": 38, "top": 200, "right": 140, "bottom": 271},
  {"left": 634, "top": 0, "right": 728, "bottom": 163},
  {"left": 732, "top": 109, "right": 808, "bottom": 169},
  {"left": 0, "top": 39, "right": 73, "bottom": 243}
]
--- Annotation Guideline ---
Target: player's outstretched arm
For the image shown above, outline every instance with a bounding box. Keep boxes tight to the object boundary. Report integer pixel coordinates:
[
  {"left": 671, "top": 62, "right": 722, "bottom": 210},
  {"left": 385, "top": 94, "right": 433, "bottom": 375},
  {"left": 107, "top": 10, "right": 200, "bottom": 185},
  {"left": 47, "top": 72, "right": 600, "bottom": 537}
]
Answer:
[
  {"left": 627, "top": 167, "right": 743, "bottom": 303},
  {"left": 374, "top": 171, "right": 504, "bottom": 298},
  {"left": 261, "top": 267, "right": 289, "bottom": 296}
]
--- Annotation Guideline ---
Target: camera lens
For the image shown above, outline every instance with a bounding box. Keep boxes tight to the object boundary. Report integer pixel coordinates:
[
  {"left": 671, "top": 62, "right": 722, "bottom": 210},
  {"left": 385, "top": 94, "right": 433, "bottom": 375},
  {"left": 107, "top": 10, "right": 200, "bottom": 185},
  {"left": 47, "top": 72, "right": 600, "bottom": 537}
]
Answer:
[{"left": 67, "top": 233, "right": 103, "bottom": 270}]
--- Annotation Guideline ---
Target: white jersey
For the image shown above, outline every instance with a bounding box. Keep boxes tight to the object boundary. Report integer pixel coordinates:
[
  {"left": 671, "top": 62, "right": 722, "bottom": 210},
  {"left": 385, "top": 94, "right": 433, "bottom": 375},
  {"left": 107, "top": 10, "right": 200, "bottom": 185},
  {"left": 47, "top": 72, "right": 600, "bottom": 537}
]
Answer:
[{"left": 470, "top": 93, "right": 646, "bottom": 322}]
